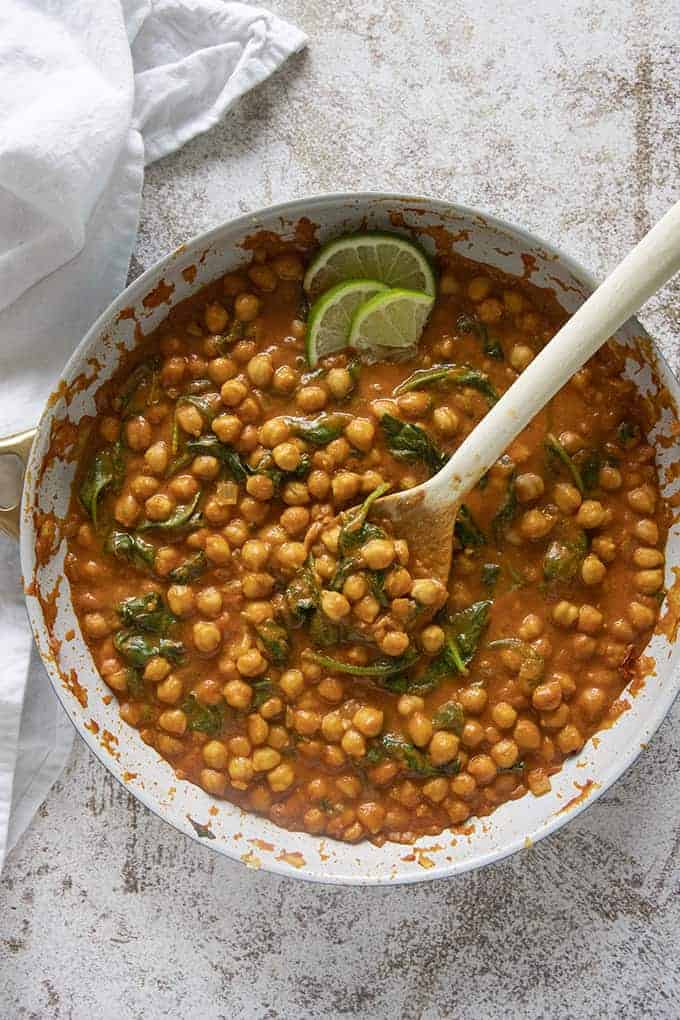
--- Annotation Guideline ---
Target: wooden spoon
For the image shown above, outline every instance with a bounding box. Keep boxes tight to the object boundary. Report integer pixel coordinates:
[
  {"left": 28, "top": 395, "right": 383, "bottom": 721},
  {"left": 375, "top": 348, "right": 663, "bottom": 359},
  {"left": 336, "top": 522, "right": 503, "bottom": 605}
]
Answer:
[{"left": 373, "top": 201, "right": 680, "bottom": 582}]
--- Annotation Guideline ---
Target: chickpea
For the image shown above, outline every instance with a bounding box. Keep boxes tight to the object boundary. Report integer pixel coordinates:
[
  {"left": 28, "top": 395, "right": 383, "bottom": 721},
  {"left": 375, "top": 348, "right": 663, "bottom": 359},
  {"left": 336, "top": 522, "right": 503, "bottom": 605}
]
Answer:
[
  {"left": 572, "top": 634, "right": 597, "bottom": 659},
  {"left": 552, "top": 600, "right": 578, "bottom": 628},
  {"left": 243, "top": 601, "right": 273, "bottom": 626},
  {"left": 247, "top": 264, "right": 276, "bottom": 291},
  {"left": 326, "top": 367, "right": 353, "bottom": 399},
  {"left": 439, "top": 272, "right": 459, "bottom": 295},
  {"left": 515, "top": 473, "right": 545, "bottom": 503},
  {"left": 213, "top": 413, "right": 242, "bottom": 444},
  {"left": 468, "top": 276, "right": 492, "bottom": 301},
  {"left": 345, "top": 418, "right": 375, "bottom": 451},
  {"left": 513, "top": 718, "right": 541, "bottom": 750},
  {"left": 341, "top": 729, "right": 366, "bottom": 758},
  {"left": 82, "top": 612, "right": 110, "bottom": 639},
  {"left": 223, "top": 679, "right": 253, "bottom": 710},
  {"left": 241, "top": 539, "right": 271, "bottom": 570},
  {"left": 144, "top": 440, "right": 168, "bottom": 475},
  {"left": 233, "top": 292, "right": 260, "bottom": 322},
  {"left": 408, "top": 712, "right": 433, "bottom": 748},
  {"left": 634, "top": 518, "right": 659, "bottom": 545},
  {"left": 384, "top": 567, "right": 412, "bottom": 599},
  {"left": 125, "top": 415, "right": 153, "bottom": 451},
  {"left": 599, "top": 465, "right": 622, "bottom": 490},
  {"left": 246, "top": 474, "right": 275, "bottom": 502},
  {"left": 576, "top": 500, "right": 609, "bottom": 529},
  {"left": 411, "top": 578, "right": 446, "bottom": 607},
  {"left": 169, "top": 474, "right": 199, "bottom": 501},
  {"left": 130, "top": 475, "right": 158, "bottom": 502},
  {"left": 628, "top": 601, "right": 656, "bottom": 631},
  {"left": 143, "top": 656, "right": 172, "bottom": 683},
  {"left": 195, "top": 587, "right": 222, "bottom": 618},
  {"left": 203, "top": 301, "right": 228, "bottom": 333},
  {"left": 258, "top": 419, "right": 290, "bottom": 450},
  {"left": 445, "top": 798, "right": 471, "bottom": 824},
  {"left": 278, "top": 668, "right": 304, "bottom": 701},
  {"left": 429, "top": 731, "right": 460, "bottom": 765},
  {"left": 627, "top": 485, "right": 656, "bottom": 514},
  {"left": 296, "top": 385, "right": 327, "bottom": 413},
  {"left": 167, "top": 584, "right": 195, "bottom": 617},
  {"left": 519, "top": 509, "right": 555, "bottom": 540},
  {"left": 420, "top": 624, "right": 445, "bottom": 654},
  {"left": 510, "top": 344, "right": 534, "bottom": 372},
  {"left": 353, "top": 706, "right": 384, "bottom": 737},
  {"left": 354, "top": 595, "right": 381, "bottom": 623},
  {"left": 433, "top": 406, "right": 459, "bottom": 436},
  {"left": 198, "top": 769, "right": 226, "bottom": 796},
  {"left": 193, "top": 620, "right": 222, "bottom": 654},
  {"left": 282, "top": 480, "right": 310, "bottom": 506},
  {"left": 633, "top": 547, "right": 664, "bottom": 568},
  {"left": 397, "top": 391, "right": 431, "bottom": 419},
  {"left": 247, "top": 354, "right": 274, "bottom": 389},
  {"left": 320, "top": 590, "right": 351, "bottom": 621},
  {"left": 220, "top": 378, "right": 248, "bottom": 407},
  {"left": 318, "top": 676, "right": 344, "bottom": 702},
  {"left": 242, "top": 572, "right": 274, "bottom": 599},
  {"left": 194, "top": 678, "right": 224, "bottom": 706},
  {"left": 580, "top": 553, "right": 606, "bottom": 586},
  {"left": 267, "top": 762, "right": 295, "bottom": 792},
  {"left": 467, "top": 754, "right": 497, "bottom": 785},
  {"left": 361, "top": 538, "right": 395, "bottom": 571},
  {"left": 458, "top": 686, "right": 487, "bottom": 714},
  {"left": 635, "top": 569, "right": 664, "bottom": 594},
  {"left": 192, "top": 455, "right": 220, "bottom": 481},
  {"left": 531, "top": 680, "right": 562, "bottom": 712},
  {"left": 397, "top": 695, "right": 424, "bottom": 716},
  {"left": 379, "top": 630, "right": 409, "bottom": 657},
  {"left": 490, "top": 738, "right": 520, "bottom": 769},
  {"left": 161, "top": 355, "right": 186, "bottom": 387},
  {"left": 280, "top": 506, "right": 310, "bottom": 536},
  {"left": 556, "top": 724, "right": 584, "bottom": 754},
  {"left": 203, "top": 534, "right": 230, "bottom": 566},
  {"left": 331, "top": 471, "right": 361, "bottom": 504},
  {"left": 224, "top": 518, "right": 249, "bottom": 547},
  {"left": 491, "top": 701, "right": 518, "bottom": 729},
  {"left": 114, "top": 492, "right": 140, "bottom": 528},
  {"left": 156, "top": 675, "right": 183, "bottom": 705},
  {"left": 577, "top": 687, "right": 606, "bottom": 723},
  {"left": 272, "top": 365, "right": 299, "bottom": 395},
  {"left": 451, "top": 772, "right": 477, "bottom": 800},
  {"left": 591, "top": 535, "right": 616, "bottom": 563},
  {"left": 236, "top": 649, "right": 265, "bottom": 678},
  {"left": 327, "top": 437, "right": 351, "bottom": 466},
  {"left": 422, "top": 777, "right": 450, "bottom": 803},
  {"left": 517, "top": 614, "right": 543, "bottom": 641},
  {"left": 553, "top": 482, "right": 582, "bottom": 514},
  {"left": 159, "top": 709, "right": 187, "bottom": 736},
  {"left": 143, "top": 492, "right": 174, "bottom": 523},
  {"left": 176, "top": 402, "right": 203, "bottom": 437}
]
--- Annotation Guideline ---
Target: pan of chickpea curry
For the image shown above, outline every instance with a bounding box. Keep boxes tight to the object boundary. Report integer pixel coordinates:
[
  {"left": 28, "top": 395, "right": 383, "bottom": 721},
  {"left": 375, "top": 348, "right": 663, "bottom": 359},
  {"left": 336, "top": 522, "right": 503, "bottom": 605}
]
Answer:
[{"left": 9, "top": 195, "right": 680, "bottom": 883}]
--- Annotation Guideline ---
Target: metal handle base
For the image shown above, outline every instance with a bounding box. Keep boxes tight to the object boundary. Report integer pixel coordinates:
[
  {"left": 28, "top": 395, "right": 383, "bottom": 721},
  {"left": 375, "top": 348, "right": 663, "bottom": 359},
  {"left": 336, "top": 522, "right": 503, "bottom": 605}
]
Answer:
[{"left": 0, "top": 429, "right": 36, "bottom": 540}]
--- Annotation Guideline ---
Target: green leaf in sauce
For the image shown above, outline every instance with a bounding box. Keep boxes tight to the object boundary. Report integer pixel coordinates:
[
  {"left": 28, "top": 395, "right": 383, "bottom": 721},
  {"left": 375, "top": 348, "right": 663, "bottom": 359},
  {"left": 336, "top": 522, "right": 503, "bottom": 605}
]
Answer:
[
  {"left": 124, "top": 667, "right": 146, "bottom": 699},
  {"left": 117, "top": 592, "right": 176, "bottom": 635},
  {"left": 393, "top": 363, "right": 499, "bottom": 405},
  {"left": 181, "top": 694, "right": 226, "bottom": 735},
  {"left": 255, "top": 620, "right": 291, "bottom": 666},
  {"left": 545, "top": 433, "right": 585, "bottom": 494},
  {"left": 285, "top": 559, "right": 320, "bottom": 625},
  {"left": 136, "top": 490, "right": 202, "bottom": 532},
  {"left": 365, "top": 733, "right": 460, "bottom": 777},
  {"left": 187, "top": 816, "right": 217, "bottom": 839},
  {"left": 416, "top": 600, "right": 491, "bottom": 692},
  {"left": 105, "top": 530, "right": 156, "bottom": 573},
  {"left": 543, "top": 522, "right": 588, "bottom": 583},
  {"left": 308, "top": 649, "right": 420, "bottom": 679},
  {"left": 250, "top": 678, "right": 278, "bottom": 709},
  {"left": 617, "top": 420, "right": 640, "bottom": 446},
  {"left": 380, "top": 414, "right": 447, "bottom": 474},
  {"left": 431, "top": 700, "right": 465, "bottom": 734},
  {"left": 167, "top": 550, "right": 207, "bottom": 584},
  {"left": 488, "top": 637, "right": 545, "bottom": 685},
  {"left": 337, "top": 483, "right": 390, "bottom": 556},
  {"left": 214, "top": 320, "right": 246, "bottom": 354},
  {"left": 481, "top": 562, "right": 501, "bottom": 589},
  {"left": 456, "top": 313, "right": 504, "bottom": 360},
  {"left": 492, "top": 473, "right": 518, "bottom": 543},
  {"left": 455, "top": 504, "right": 486, "bottom": 548},
  {"left": 287, "top": 413, "right": 351, "bottom": 446},
  {"left": 79, "top": 442, "right": 125, "bottom": 530},
  {"left": 118, "top": 359, "right": 161, "bottom": 413},
  {"left": 113, "top": 630, "right": 185, "bottom": 668}
]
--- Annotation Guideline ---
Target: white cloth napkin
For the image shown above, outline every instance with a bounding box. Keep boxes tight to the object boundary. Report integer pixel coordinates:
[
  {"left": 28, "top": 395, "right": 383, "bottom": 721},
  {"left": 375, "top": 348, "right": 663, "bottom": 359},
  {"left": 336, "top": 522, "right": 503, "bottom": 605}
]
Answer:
[{"left": 0, "top": 0, "right": 306, "bottom": 868}]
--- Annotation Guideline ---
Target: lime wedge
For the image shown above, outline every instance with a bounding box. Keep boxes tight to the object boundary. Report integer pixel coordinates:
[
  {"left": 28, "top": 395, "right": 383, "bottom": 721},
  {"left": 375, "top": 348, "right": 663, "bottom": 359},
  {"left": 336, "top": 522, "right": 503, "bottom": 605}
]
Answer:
[
  {"left": 304, "top": 232, "right": 436, "bottom": 299},
  {"left": 306, "top": 279, "right": 389, "bottom": 366},
  {"left": 349, "top": 288, "right": 434, "bottom": 360}
]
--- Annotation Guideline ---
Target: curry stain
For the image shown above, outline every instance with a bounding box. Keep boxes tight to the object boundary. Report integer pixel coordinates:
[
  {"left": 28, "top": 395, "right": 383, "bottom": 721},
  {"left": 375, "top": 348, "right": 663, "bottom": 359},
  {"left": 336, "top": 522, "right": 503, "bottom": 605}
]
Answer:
[
  {"left": 658, "top": 566, "right": 680, "bottom": 643},
  {"left": 142, "top": 278, "right": 174, "bottom": 309},
  {"left": 276, "top": 850, "right": 306, "bottom": 869},
  {"left": 240, "top": 850, "right": 262, "bottom": 870},
  {"left": 65, "top": 628, "right": 75, "bottom": 641},
  {"left": 249, "top": 838, "right": 275, "bottom": 852},
  {"left": 101, "top": 729, "right": 119, "bottom": 758},
  {"left": 558, "top": 779, "right": 600, "bottom": 815},
  {"left": 630, "top": 655, "right": 656, "bottom": 696},
  {"left": 122, "top": 771, "right": 138, "bottom": 782},
  {"left": 241, "top": 219, "right": 318, "bottom": 258},
  {"left": 521, "top": 253, "right": 538, "bottom": 278},
  {"left": 84, "top": 718, "right": 99, "bottom": 735},
  {"left": 33, "top": 511, "right": 60, "bottom": 566},
  {"left": 64, "top": 669, "right": 87, "bottom": 709},
  {"left": 182, "top": 265, "right": 197, "bottom": 284},
  {"left": 117, "top": 307, "right": 136, "bottom": 322}
]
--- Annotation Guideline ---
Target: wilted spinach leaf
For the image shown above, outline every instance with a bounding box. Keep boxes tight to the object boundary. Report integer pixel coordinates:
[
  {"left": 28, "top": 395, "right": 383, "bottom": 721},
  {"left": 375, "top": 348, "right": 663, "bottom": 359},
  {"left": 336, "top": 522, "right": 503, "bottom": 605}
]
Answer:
[
  {"left": 117, "top": 592, "right": 176, "bottom": 635},
  {"left": 255, "top": 620, "right": 291, "bottom": 666},
  {"left": 105, "top": 530, "right": 156, "bottom": 572},
  {"left": 366, "top": 732, "right": 460, "bottom": 777},
  {"left": 137, "top": 491, "right": 202, "bottom": 532},
  {"left": 431, "top": 700, "right": 465, "bottom": 734},
  {"left": 381, "top": 414, "right": 447, "bottom": 474},
  {"left": 79, "top": 442, "right": 125, "bottom": 529},
  {"left": 113, "top": 630, "right": 184, "bottom": 668},
  {"left": 492, "top": 473, "right": 517, "bottom": 543},
  {"left": 168, "top": 550, "right": 207, "bottom": 584},
  {"left": 393, "top": 362, "right": 499, "bottom": 405},
  {"left": 181, "top": 694, "right": 225, "bottom": 735},
  {"left": 455, "top": 504, "right": 486, "bottom": 548},
  {"left": 456, "top": 313, "right": 504, "bottom": 360},
  {"left": 543, "top": 522, "right": 588, "bottom": 583}
]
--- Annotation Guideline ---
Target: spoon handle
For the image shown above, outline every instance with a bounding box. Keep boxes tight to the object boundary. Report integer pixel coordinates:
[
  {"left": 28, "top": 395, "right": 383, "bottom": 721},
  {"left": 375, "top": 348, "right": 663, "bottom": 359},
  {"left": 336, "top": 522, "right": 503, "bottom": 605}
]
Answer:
[{"left": 429, "top": 200, "right": 680, "bottom": 506}]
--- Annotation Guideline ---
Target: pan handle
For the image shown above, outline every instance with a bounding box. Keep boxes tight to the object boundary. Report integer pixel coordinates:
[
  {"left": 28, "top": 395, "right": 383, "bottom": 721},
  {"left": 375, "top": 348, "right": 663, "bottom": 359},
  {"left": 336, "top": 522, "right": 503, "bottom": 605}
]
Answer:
[{"left": 0, "top": 429, "right": 37, "bottom": 541}]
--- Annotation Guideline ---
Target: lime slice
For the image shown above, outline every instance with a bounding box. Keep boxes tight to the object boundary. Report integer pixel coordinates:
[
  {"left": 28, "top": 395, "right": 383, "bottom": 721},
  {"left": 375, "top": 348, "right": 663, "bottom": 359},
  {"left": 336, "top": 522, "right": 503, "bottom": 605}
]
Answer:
[
  {"left": 306, "top": 279, "right": 389, "bottom": 366},
  {"left": 304, "top": 232, "right": 436, "bottom": 299},
  {"left": 348, "top": 288, "right": 434, "bottom": 360}
]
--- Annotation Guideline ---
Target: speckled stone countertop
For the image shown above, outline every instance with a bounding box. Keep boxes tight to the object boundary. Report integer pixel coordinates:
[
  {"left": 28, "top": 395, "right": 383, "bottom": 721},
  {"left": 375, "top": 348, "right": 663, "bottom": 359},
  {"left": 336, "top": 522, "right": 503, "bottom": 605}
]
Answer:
[{"left": 2, "top": 2, "right": 679, "bottom": 1017}]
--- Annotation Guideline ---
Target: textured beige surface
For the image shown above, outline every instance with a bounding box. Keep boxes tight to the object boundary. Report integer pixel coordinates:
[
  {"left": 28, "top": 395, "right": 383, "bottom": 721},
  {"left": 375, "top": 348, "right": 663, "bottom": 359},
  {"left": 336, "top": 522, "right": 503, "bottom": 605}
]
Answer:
[{"left": 2, "top": 1, "right": 680, "bottom": 1016}]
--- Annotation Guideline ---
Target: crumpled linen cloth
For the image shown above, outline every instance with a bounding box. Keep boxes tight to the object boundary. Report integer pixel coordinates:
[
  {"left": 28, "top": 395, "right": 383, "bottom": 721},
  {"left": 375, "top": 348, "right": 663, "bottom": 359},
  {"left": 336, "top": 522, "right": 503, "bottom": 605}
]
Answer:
[{"left": 0, "top": 0, "right": 306, "bottom": 868}]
